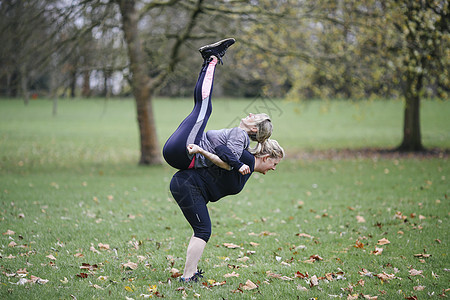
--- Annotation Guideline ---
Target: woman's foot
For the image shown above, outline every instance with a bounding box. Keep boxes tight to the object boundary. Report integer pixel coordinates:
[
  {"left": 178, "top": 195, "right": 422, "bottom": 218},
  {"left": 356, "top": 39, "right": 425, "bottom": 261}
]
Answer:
[
  {"left": 199, "top": 38, "right": 235, "bottom": 64},
  {"left": 179, "top": 269, "right": 204, "bottom": 283}
]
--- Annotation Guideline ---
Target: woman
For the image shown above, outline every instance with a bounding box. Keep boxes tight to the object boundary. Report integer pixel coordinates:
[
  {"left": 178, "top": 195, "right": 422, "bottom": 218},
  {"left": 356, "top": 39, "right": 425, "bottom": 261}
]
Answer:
[
  {"left": 162, "top": 38, "right": 273, "bottom": 175},
  {"left": 170, "top": 138, "right": 285, "bottom": 282}
]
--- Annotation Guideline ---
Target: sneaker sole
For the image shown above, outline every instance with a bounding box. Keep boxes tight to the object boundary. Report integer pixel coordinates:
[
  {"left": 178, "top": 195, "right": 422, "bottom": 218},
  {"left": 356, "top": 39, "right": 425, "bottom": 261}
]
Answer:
[{"left": 198, "top": 38, "right": 236, "bottom": 52}]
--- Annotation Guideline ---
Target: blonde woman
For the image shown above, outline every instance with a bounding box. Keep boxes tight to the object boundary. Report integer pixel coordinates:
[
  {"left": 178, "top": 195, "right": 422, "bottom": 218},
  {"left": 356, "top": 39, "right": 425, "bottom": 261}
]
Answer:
[
  {"left": 170, "top": 139, "right": 285, "bottom": 282},
  {"left": 163, "top": 38, "right": 273, "bottom": 175}
]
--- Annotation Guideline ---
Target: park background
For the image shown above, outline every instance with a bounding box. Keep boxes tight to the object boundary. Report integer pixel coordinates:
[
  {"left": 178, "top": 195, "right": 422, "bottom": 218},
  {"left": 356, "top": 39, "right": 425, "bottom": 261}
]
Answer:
[{"left": 1, "top": 1, "right": 449, "bottom": 299}]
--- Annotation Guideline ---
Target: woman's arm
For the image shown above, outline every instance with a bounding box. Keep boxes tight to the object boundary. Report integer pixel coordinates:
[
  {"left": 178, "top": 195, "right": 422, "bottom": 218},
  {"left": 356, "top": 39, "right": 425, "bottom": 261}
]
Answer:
[{"left": 187, "top": 144, "right": 232, "bottom": 171}]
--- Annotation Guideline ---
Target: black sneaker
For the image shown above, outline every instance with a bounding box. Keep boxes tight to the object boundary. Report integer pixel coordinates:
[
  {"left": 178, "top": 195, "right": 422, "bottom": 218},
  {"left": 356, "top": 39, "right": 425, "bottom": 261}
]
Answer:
[
  {"left": 179, "top": 269, "right": 204, "bottom": 283},
  {"left": 199, "top": 38, "right": 235, "bottom": 64}
]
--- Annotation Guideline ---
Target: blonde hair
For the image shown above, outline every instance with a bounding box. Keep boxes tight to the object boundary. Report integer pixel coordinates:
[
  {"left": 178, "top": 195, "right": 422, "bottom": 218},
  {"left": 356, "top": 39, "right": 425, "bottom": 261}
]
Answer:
[
  {"left": 247, "top": 113, "right": 272, "bottom": 143},
  {"left": 247, "top": 113, "right": 273, "bottom": 153},
  {"left": 250, "top": 139, "right": 285, "bottom": 159}
]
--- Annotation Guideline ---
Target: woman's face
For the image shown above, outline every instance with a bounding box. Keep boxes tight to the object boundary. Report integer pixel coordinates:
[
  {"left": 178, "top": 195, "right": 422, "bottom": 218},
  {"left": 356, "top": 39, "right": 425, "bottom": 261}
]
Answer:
[
  {"left": 256, "top": 156, "right": 281, "bottom": 175},
  {"left": 240, "top": 113, "right": 256, "bottom": 128}
]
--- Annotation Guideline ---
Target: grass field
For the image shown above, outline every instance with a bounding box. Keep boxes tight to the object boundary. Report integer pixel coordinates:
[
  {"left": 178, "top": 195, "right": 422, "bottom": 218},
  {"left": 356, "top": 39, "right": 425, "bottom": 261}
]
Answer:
[{"left": 0, "top": 98, "right": 449, "bottom": 299}]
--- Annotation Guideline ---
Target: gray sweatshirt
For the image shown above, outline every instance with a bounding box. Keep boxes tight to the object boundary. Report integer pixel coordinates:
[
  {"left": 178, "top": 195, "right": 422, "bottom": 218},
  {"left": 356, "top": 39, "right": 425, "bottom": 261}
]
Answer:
[{"left": 195, "top": 127, "right": 250, "bottom": 169}]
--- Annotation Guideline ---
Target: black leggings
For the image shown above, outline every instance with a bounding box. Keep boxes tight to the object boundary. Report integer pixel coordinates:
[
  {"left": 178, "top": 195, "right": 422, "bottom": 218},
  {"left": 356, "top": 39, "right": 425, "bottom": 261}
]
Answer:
[
  {"left": 162, "top": 58, "right": 217, "bottom": 169},
  {"left": 170, "top": 171, "right": 211, "bottom": 242}
]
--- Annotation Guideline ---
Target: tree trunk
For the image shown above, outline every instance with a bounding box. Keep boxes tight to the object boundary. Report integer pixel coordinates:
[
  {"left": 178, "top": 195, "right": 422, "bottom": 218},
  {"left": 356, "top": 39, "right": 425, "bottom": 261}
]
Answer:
[
  {"left": 117, "top": 0, "right": 161, "bottom": 165},
  {"left": 397, "top": 71, "right": 424, "bottom": 151},
  {"left": 20, "top": 64, "right": 29, "bottom": 106},
  {"left": 82, "top": 70, "right": 91, "bottom": 98}
]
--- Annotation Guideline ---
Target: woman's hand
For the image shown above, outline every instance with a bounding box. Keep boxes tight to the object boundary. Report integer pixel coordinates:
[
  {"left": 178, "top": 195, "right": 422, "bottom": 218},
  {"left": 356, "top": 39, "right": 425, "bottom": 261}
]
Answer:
[
  {"left": 187, "top": 144, "right": 201, "bottom": 154},
  {"left": 238, "top": 164, "right": 251, "bottom": 175}
]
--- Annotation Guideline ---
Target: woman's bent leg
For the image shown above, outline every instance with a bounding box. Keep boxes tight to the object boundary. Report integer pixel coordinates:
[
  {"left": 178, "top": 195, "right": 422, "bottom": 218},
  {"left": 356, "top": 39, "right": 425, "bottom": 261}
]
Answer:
[{"left": 162, "top": 57, "right": 218, "bottom": 169}]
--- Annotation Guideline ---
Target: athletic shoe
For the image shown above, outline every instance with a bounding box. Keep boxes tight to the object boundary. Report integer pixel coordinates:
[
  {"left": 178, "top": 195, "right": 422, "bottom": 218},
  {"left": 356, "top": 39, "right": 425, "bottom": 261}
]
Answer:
[
  {"left": 179, "top": 269, "right": 204, "bottom": 283},
  {"left": 199, "top": 38, "right": 235, "bottom": 64}
]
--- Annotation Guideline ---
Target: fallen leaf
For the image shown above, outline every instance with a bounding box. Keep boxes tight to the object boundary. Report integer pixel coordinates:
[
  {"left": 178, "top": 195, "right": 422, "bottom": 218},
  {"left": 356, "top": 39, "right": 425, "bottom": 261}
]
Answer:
[
  {"left": 224, "top": 271, "right": 240, "bottom": 278},
  {"left": 250, "top": 242, "right": 259, "bottom": 247},
  {"left": 309, "top": 275, "right": 319, "bottom": 287},
  {"left": 347, "top": 294, "right": 359, "bottom": 300},
  {"left": 89, "top": 245, "right": 100, "bottom": 254},
  {"left": 3, "top": 229, "right": 15, "bottom": 235},
  {"left": 46, "top": 254, "right": 57, "bottom": 260},
  {"left": 296, "top": 233, "right": 313, "bottom": 239},
  {"left": 60, "top": 277, "right": 69, "bottom": 284},
  {"left": 362, "top": 295, "right": 378, "bottom": 299},
  {"left": 124, "top": 286, "right": 133, "bottom": 292},
  {"left": 372, "top": 247, "right": 383, "bottom": 255},
  {"left": 76, "top": 273, "right": 89, "bottom": 278},
  {"left": 413, "top": 285, "right": 425, "bottom": 291},
  {"left": 74, "top": 253, "right": 84, "bottom": 257},
  {"left": 242, "top": 279, "right": 258, "bottom": 290},
  {"left": 409, "top": 269, "right": 424, "bottom": 277},
  {"left": 91, "top": 284, "right": 103, "bottom": 290},
  {"left": 237, "top": 256, "right": 249, "bottom": 262},
  {"left": 170, "top": 268, "right": 182, "bottom": 278},
  {"left": 98, "top": 243, "right": 110, "bottom": 250},
  {"left": 122, "top": 262, "right": 138, "bottom": 270},
  {"left": 356, "top": 216, "right": 366, "bottom": 223},
  {"left": 310, "top": 254, "right": 323, "bottom": 261},
  {"left": 29, "top": 275, "right": 49, "bottom": 284},
  {"left": 376, "top": 272, "right": 398, "bottom": 282},
  {"left": 16, "top": 268, "right": 28, "bottom": 274},
  {"left": 8, "top": 241, "right": 17, "bottom": 247},
  {"left": 295, "top": 271, "right": 309, "bottom": 279},
  {"left": 377, "top": 238, "right": 390, "bottom": 245},
  {"left": 354, "top": 240, "right": 364, "bottom": 249},
  {"left": 223, "top": 243, "right": 240, "bottom": 249},
  {"left": 414, "top": 253, "right": 431, "bottom": 258}
]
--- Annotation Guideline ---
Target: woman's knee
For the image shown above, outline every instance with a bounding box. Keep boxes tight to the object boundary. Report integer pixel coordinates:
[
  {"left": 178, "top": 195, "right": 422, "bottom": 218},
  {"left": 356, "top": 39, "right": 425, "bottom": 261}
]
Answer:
[{"left": 194, "top": 230, "right": 211, "bottom": 243}]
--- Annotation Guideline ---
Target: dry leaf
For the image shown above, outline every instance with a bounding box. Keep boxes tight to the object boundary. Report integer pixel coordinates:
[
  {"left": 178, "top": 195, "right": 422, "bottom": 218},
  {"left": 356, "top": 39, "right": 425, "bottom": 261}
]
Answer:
[
  {"left": 242, "top": 279, "right": 258, "bottom": 290},
  {"left": 296, "top": 233, "right": 313, "bottom": 239},
  {"left": 309, "top": 275, "right": 319, "bottom": 287},
  {"left": 8, "top": 241, "right": 17, "bottom": 247},
  {"left": 354, "top": 240, "right": 364, "bottom": 249},
  {"left": 250, "top": 242, "right": 259, "bottom": 247},
  {"left": 122, "top": 262, "right": 138, "bottom": 270},
  {"left": 363, "top": 295, "right": 378, "bottom": 299},
  {"left": 170, "top": 268, "right": 182, "bottom": 278},
  {"left": 409, "top": 269, "right": 424, "bottom": 277},
  {"left": 3, "top": 229, "right": 15, "bottom": 235},
  {"left": 347, "top": 295, "right": 359, "bottom": 300},
  {"left": 413, "top": 285, "right": 425, "bottom": 291},
  {"left": 372, "top": 247, "right": 383, "bottom": 255},
  {"left": 74, "top": 253, "right": 84, "bottom": 257},
  {"left": 98, "top": 243, "right": 110, "bottom": 250},
  {"left": 46, "top": 254, "right": 57, "bottom": 260},
  {"left": 309, "top": 254, "right": 323, "bottom": 262},
  {"left": 224, "top": 271, "right": 240, "bottom": 278},
  {"left": 377, "top": 238, "right": 390, "bottom": 245},
  {"left": 295, "top": 271, "right": 309, "bottom": 279},
  {"left": 237, "top": 256, "right": 249, "bottom": 262},
  {"left": 356, "top": 215, "right": 366, "bottom": 223},
  {"left": 89, "top": 245, "right": 100, "bottom": 254},
  {"left": 223, "top": 243, "right": 240, "bottom": 249}
]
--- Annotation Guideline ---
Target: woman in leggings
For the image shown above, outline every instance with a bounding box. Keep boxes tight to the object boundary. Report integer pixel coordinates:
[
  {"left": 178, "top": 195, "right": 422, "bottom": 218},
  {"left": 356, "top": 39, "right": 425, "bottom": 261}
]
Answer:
[
  {"left": 162, "top": 38, "right": 273, "bottom": 175},
  {"left": 170, "top": 138, "right": 284, "bottom": 282}
]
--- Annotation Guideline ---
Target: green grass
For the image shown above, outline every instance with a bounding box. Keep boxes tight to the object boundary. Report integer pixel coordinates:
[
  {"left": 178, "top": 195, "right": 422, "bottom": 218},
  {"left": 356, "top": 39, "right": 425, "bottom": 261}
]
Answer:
[{"left": 0, "top": 98, "right": 449, "bottom": 299}]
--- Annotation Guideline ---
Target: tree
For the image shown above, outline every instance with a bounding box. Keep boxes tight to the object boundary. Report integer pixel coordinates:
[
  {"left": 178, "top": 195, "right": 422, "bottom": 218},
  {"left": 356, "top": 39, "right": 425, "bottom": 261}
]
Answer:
[{"left": 393, "top": 0, "right": 449, "bottom": 151}]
